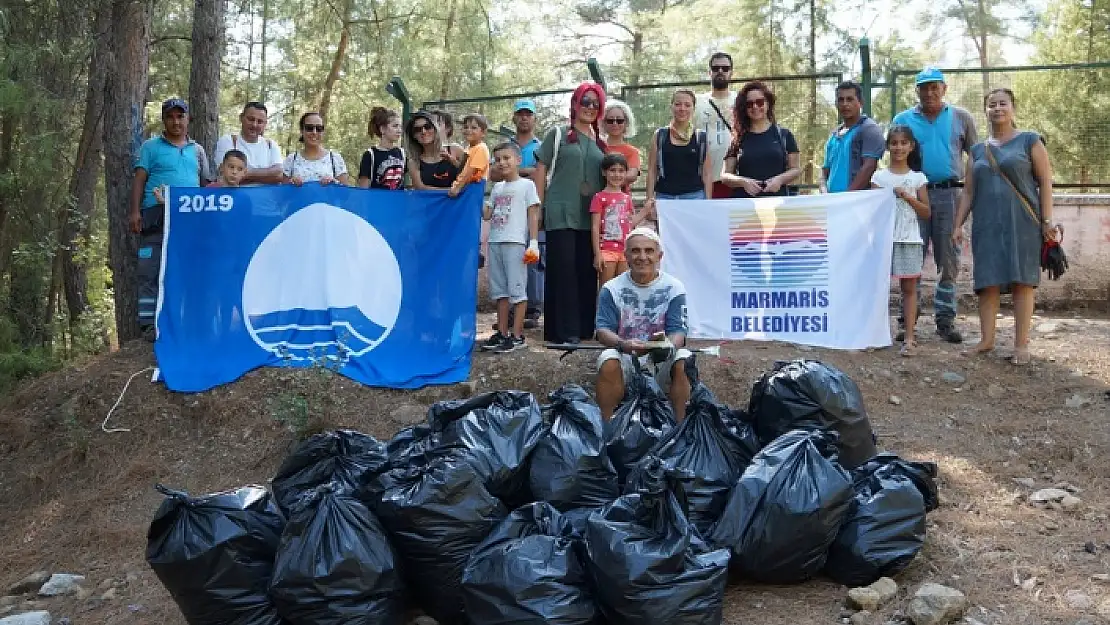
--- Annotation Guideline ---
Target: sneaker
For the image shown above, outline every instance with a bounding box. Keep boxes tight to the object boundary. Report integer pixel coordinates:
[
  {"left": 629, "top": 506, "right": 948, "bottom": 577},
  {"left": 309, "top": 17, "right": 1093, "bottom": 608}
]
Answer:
[
  {"left": 492, "top": 334, "right": 519, "bottom": 353},
  {"left": 480, "top": 332, "right": 505, "bottom": 351},
  {"left": 937, "top": 324, "right": 964, "bottom": 344},
  {"left": 513, "top": 335, "right": 526, "bottom": 350}
]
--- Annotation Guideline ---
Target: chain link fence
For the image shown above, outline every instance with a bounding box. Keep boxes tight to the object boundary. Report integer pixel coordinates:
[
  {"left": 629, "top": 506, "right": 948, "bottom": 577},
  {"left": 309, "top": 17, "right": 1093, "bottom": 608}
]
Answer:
[
  {"left": 422, "top": 90, "right": 577, "bottom": 144},
  {"left": 874, "top": 64, "right": 1110, "bottom": 189},
  {"left": 620, "top": 73, "right": 844, "bottom": 189}
]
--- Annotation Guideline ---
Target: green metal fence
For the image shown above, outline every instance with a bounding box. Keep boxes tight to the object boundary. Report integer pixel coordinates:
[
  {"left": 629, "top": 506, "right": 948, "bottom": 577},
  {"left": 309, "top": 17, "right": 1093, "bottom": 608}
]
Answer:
[
  {"left": 620, "top": 72, "right": 844, "bottom": 189},
  {"left": 863, "top": 46, "right": 1110, "bottom": 189}
]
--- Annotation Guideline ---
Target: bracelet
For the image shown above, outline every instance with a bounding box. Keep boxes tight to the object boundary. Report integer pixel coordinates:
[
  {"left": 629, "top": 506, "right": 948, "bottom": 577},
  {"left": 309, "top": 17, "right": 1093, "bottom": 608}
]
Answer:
[{"left": 616, "top": 340, "right": 627, "bottom": 354}]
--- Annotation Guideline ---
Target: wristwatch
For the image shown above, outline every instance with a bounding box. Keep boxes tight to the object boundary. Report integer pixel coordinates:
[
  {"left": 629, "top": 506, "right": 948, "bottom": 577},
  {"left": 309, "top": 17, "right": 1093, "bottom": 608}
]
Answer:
[
  {"left": 1041, "top": 218, "right": 1051, "bottom": 225},
  {"left": 616, "top": 340, "right": 627, "bottom": 354}
]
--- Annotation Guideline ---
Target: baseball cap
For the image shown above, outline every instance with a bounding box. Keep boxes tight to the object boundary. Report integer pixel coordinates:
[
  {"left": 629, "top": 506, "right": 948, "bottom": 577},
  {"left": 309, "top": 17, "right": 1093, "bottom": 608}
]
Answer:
[
  {"left": 162, "top": 98, "right": 190, "bottom": 115},
  {"left": 914, "top": 67, "right": 945, "bottom": 86},
  {"left": 513, "top": 98, "right": 537, "bottom": 113}
]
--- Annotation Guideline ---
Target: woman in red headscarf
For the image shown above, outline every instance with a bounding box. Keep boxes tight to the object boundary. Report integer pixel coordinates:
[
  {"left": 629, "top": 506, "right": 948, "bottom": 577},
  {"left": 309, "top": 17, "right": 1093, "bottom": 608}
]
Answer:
[{"left": 534, "top": 82, "right": 608, "bottom": 344}]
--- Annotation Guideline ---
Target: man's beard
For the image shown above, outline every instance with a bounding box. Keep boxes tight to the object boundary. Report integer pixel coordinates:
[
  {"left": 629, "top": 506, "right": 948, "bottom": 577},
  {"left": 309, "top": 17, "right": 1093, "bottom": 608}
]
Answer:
[{"left": 712, "top": 76, "right": 729, "bottom": 90}]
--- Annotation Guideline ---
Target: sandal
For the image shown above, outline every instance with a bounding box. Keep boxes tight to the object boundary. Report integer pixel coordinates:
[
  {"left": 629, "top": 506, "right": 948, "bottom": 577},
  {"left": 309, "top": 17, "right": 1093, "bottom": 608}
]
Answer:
[{"left": 899, "top": 341, "right": 917, "bottom": 357}]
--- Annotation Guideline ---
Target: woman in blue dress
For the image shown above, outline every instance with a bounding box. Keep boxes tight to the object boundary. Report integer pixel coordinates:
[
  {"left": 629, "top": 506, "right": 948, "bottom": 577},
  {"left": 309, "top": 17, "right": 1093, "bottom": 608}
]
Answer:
[{"left": 953, "top": 88, "right": 1058, "bottom": 365}]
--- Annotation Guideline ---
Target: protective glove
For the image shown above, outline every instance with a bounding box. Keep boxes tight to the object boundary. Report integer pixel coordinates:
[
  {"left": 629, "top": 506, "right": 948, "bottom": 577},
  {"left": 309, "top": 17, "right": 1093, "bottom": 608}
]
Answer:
[{"left": 523, "top": 239, "right": 540, "bottom": 264}]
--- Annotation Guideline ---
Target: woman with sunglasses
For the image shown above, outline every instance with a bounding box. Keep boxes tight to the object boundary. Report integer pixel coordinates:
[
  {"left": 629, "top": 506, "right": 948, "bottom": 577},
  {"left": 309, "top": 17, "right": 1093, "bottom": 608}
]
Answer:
[
  {"left": 282, "top": 112, "right": 349, "bottom": 186},
  {"left": 720, "top": 81, "right": 801, "bottom": 198},
  {"left": 533, "top": 82, "right": 607, "bottom": 344},
  {"left": 405, "top": 111, "right": 459, "bottom": 189},
  {"left": 602, "top": 99, "right": 641, "bottom": 191},
  {"left": 646, "top": 89, "right": 713, "bottom": 213}
]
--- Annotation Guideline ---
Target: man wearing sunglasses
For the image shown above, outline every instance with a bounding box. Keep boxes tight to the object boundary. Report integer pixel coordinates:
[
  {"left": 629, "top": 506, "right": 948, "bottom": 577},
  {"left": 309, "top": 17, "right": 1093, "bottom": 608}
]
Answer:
[
  {"left": 892, "top": 68, "right": 979, "bottom": 344},
  {"left": 213, "top": 101, "right": 284, "bottom": 185},
  {"left": 694, "top": 52, "right": 737, "bottom": 199}
]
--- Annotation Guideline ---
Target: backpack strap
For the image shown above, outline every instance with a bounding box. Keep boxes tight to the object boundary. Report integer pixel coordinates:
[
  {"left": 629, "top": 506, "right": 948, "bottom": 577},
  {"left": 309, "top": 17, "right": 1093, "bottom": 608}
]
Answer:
[
  {"left": 330, "top": 150, "right": 338, "bottom": 176},
  {"left": 696, "top": 130, "right": 707, "bottom": 176},
  {"left": 545, "top": 126, "right": 562, "bottom": 185},
  {"left": 232, "top": 134, "right": 238, "bottom": 149},
  {"left": 655, "top": 127, "right": 667, "bottom": 180},
  {"left": 364, "top": 148, "right": 375, "bottom": 183}
]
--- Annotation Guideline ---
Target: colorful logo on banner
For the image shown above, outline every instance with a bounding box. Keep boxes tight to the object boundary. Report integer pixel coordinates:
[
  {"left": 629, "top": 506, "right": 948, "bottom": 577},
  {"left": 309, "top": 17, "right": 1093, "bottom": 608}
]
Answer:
[
  {"left": 730, "top": 205, "right": 828, "bottom": 288},
  {"left": 728, "top": 204, "right": 830, "bottom": 334}
]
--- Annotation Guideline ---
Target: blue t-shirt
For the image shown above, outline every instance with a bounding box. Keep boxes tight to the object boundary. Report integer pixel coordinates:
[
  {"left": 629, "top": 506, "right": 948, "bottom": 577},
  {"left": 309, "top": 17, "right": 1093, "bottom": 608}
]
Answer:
[
  {"left": 135, "top": 135, "right": 210, "bottom": 209},
  {"left": 823, "top": 116, "right": 885, "bottom": 193},
  {"left": 596, "top": 271, "right": 687, "bottom": 341},
  {"left": 892, "top": 104, "right": 978, "bottom": 184},
  {"left": 515, "top": 136, "right": 542, "bottom": 168}
]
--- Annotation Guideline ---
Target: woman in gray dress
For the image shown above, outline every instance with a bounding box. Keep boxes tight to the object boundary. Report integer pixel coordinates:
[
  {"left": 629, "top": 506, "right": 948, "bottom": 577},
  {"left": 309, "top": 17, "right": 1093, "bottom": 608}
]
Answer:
[{"left": 953, "top": 88, "right": 1057, "bottom": 365}]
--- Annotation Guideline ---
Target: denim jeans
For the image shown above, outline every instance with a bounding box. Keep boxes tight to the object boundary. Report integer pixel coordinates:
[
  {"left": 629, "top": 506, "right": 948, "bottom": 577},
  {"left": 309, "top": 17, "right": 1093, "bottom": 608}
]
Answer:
[{"left": 656, "top": 189, "right": 707, "bottom": 200}]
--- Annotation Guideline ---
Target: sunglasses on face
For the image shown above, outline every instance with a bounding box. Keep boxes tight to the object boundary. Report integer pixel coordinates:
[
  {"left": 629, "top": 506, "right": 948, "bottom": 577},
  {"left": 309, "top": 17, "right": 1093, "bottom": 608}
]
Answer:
[
  {"left": 303, "top": 124, "right": 325, "bottom": 133},
  {"left": 605, "top": 118, "right": 626, "bottom": 124},
  {"left": 710, "top": 65, "right": 732, "bottom": 73},
  {"left": 745, "top": 98, "right": 767, "bottom": 109},
  {"left": 579, "top": 99, "right": 600, "bottom": 110},
  {"left": 412, "top": 123, "right": 434, "bottom": 133}
]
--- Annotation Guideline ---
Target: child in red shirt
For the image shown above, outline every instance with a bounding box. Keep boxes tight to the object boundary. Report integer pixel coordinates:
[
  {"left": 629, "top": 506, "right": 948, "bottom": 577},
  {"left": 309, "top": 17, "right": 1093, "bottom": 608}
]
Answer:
[{"left": 590, "top": 153, "right": 650, "bottom": 286}]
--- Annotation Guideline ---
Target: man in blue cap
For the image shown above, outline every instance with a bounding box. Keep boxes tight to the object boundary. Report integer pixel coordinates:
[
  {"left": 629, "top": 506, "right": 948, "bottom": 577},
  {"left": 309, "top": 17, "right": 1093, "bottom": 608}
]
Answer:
[
  {"left": 892, "top": 68, "right": 978, "bottom": 344},
  {"left": 130, "top": 98, "right": 212, "bottom": 337},
  {"left": 492, "top": 98, "right": 545, "bottom": 328}
]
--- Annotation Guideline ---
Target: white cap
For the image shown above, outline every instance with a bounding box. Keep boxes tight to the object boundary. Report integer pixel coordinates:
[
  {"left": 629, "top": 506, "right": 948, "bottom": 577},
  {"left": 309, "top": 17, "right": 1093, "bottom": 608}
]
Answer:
[{"left": 625, "top": 226, "right": 661, "bottom": 246}]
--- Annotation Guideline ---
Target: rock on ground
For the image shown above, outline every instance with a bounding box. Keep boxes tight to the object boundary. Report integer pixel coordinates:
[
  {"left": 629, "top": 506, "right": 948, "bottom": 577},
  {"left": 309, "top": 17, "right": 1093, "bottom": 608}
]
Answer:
[
  {"left": 906, "top": 583, "right": 968, "bottom": 625},
  {"left": 0, "top": 612, "right": 52, "bottom": 625},
  {"left": 1065, "top": 590, "right": 1093, "bottom": 610},
  {"left": 36, "top": 574, "right": 84, "bottom": 598},
  {"left": 1030, "top": 488, "right": 1071, "bottom": 503},
  {"left": 847, "top": 577, "right": 899, "bottom": 612},
  {"left": 6, "top": 574, "right": 49, "bottom": 596}
]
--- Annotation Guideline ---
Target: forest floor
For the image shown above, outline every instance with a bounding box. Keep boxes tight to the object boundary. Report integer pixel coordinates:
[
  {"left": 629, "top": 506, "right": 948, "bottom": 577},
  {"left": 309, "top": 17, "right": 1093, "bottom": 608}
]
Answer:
[{"left": 0, "top": 306, "right": 1108, "bottom": 625}]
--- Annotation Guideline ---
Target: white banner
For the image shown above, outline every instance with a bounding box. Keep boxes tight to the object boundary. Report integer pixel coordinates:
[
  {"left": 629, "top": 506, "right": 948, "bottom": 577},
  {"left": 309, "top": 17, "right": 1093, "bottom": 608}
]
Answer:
[{"left": 658, "top": 190, "right": 896, "bottom": 349}]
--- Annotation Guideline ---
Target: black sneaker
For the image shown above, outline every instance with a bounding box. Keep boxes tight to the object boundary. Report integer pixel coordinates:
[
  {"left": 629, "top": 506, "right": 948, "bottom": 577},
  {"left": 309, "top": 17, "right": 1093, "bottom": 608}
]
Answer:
[
  {"left": 492, "top": 334, "right": 519, "bottom": 353},
  {"left": 480, "top": 332, "right": 505, "bottom": 351},
  {"left": 513, "top": 335, "right": 526, "bottom": 350},
  {"left": 937, "top": 324, "right": 964, "bottom": 344}
]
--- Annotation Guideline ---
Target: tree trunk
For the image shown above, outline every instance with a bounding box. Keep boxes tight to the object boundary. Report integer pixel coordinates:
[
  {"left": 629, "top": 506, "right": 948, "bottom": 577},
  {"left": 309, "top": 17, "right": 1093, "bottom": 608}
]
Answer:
[
  {"left": 103, "top": 0, "right": 152, "bottom": 343},
  {"left": 439, "top": 0, "right": 458, "bottom": 100},
  {"left": 259, "top": 0, "right": 269, "bottom": 101},
  {"left": 977, "top": 0, "right": 989, "bottom": 95},
  {"left": 803, "top": 0, "right": 818, "bottom": 184},
  {"left": 188, "top": 0, "right": 226, "bottom": 163},
  {"left": 629, "top": 31, "right": 643, "bottom": 87},
  {"left": 60, "top": 0, "right": 111, "bottom": 328},
  {"left": 318, "top": 0, "right": 352, "bottom": 122},
  {"left": 0, "top": 114, "right": 11, "bottom": 277}
]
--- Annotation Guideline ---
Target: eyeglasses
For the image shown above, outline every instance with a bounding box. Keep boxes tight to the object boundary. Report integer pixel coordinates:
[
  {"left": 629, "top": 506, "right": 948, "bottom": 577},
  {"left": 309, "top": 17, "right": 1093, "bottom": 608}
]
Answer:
[
  {"left": 579, "top": 99, "right": 600, "bottom": 110},
  {"left": 605, "top": 118, "right": 626, "bottom": 125},
  {"left": 710, "top": 65, "right": 732, "bottom": 73},
  {"left": 412, "top": 123, "right": 434, "bottom": 133},
  {"left": 303, "top": 124, "right": 325, "bottom": 133},
  {"left": 745, "top": 98, "right": 767, "bottom": 109}
]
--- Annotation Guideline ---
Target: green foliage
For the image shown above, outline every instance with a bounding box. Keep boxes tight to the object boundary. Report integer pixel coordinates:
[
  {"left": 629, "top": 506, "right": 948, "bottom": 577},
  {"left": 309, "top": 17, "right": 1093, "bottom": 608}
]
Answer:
[{"left": 0, "top": 348, "right": 61, "bottom": 396}]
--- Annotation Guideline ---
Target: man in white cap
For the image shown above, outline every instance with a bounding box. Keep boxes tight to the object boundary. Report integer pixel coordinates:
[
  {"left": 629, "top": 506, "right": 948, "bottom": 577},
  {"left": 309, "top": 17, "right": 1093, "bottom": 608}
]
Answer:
[{"left": 595, "top": 227, "right": 692, "bottom": 422}]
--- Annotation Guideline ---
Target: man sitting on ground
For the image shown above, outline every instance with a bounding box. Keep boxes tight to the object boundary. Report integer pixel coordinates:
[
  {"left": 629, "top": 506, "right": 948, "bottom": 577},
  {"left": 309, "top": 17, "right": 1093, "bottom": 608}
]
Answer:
[{"left": 595, "top": 227, "right": 692, "bottom": 422}]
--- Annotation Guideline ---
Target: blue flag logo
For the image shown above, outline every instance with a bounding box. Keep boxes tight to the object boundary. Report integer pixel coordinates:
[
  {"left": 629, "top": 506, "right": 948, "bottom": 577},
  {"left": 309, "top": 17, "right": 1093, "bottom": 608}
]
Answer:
[{"left": 156, "top": 184, "right": 483, "bottom": 392}]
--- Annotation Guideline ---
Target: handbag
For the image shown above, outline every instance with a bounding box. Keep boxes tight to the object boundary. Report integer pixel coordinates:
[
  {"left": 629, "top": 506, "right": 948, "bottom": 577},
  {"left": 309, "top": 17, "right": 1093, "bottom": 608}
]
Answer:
[{"left": 982, "top": 140, "right": 1066, "bottom": 280}]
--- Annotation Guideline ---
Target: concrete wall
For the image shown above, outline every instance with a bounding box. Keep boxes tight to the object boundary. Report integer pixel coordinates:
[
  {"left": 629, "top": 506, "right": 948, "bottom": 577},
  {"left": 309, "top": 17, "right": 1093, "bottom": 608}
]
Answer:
[{"left": 919, "top": 194, "right": 1110, "bottom": 308}]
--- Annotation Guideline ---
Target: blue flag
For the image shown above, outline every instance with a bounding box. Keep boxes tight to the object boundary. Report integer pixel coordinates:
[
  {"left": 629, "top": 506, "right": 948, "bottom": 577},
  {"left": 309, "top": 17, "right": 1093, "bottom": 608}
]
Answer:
[{"left": 156, "top": 183, "right": 483, "bottom": 392}]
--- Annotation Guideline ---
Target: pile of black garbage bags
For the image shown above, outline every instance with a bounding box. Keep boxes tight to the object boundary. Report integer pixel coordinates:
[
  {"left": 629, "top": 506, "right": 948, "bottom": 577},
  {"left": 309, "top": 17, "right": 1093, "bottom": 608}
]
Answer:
[{"left": 146, "top": 358, "right": 939, "bottom": 625}]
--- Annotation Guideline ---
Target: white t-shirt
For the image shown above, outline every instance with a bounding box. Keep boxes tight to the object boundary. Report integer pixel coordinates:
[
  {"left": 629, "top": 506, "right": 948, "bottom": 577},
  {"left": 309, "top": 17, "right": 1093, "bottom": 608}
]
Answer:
[
  {"left": 213, "top": 134, "right": 283, "bottom": 171},
  {"left": 282, "top": 150, "right": 348, "bottom": 182},
  {"left": 694, "top": 91, "right": 736, "bottom": 182},
  {"left": 487, "top": 178, "right": 540, "bottom": 244},
  {"left": 872, "top": 168, "right": 928, "bottom": 244}
]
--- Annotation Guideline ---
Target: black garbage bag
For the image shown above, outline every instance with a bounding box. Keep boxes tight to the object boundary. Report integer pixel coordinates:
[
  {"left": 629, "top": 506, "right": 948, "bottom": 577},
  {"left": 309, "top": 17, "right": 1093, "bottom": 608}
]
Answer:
[
  {"left": 748, "top": 359, "right": 877, "bottom": 469},
  {"left": 270, "top": 483, "right": 404, "bottom": 625},
  {"left": 824, "top": 453, "right": 940, "bottom": 586},
  {"left": 374, "top": 448, "right": 508, "bottom": 625},
  {"left": 529, "top": 385, "right": 620, "bottom": 511},
  {"left": 640, "top": 381, "right": 762, "bottom": 537},
  {"left": 605, "top": 373, "right": 676, "bottom": 484},
  {"left": 708, "top": 429, "right": 853, "bottom": 583},
  {"left": 462, "top": 501, "right": 598, "bottom": 625},
  {"left": 271, "top": 429, "right": 388, "bottom": 514},
  {"left": 146, "top": 484, "right": 286, "bottom": 625},
  {"left": 585, "top": 458, "right": 730, "bottom": 625},
  {"left": 428, "top": 390, "right": 546, "bottom": 506}
]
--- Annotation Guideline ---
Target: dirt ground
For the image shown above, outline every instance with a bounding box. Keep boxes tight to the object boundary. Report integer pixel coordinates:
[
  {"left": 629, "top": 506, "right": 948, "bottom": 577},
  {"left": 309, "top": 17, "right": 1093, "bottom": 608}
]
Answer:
[{"left": 1, "top": 306, "right": 1108, "bottom": 625}]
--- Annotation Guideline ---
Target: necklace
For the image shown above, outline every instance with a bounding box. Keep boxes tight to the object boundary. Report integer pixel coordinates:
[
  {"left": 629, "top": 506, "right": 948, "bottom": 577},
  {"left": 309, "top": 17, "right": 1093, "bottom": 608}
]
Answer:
[{"left": 669, "top": 121, "right": 692, "bottom": 144}]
